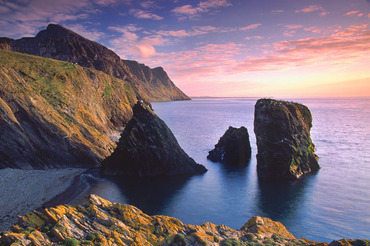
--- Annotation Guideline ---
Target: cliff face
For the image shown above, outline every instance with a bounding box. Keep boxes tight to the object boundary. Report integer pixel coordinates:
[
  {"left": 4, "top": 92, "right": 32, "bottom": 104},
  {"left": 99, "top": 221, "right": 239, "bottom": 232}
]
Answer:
[
  {"left": 207, "top": 126, "right": 252, "bottom": 166},
  {"left": 101, "top": 102, "right": 207, "bottom": 176},
  {"left": 0, "top": 50, "right": 137, "bottom": 169},
  {"left": 254, "top": 99, "right": 320, "bottom": 179},
  {"left": 0, "top": 24, "right": 190, "bottom": 102},
  {"left": 1, "top": 194, "right": 367, "bottom": 246}
]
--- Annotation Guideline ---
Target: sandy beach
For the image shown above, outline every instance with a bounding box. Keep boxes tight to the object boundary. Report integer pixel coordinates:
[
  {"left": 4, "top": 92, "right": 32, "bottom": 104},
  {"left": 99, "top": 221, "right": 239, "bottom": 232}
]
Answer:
[{"left": 0, "top": 168, "right": 87, "bottom": 231}]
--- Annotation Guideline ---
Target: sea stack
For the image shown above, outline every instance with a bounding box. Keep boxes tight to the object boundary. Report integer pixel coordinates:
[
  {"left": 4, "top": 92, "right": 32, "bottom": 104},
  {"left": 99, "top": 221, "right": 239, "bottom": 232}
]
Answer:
[
  {"left": 101, "top": 102, "right": 207, "bottom": 176},
  {"left": 207, "top": 126, "right": 252, "bottom": 166},
  {"left": 254, "top": 99, "right": 320, "bottom": 179}
]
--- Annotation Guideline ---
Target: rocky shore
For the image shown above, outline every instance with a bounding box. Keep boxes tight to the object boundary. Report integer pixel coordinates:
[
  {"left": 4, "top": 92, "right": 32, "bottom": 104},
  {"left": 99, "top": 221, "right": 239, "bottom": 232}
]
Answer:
[
  {"left": 0, "top": 168, "right": 87, "bottom": 231},
  {"left": 1, "top": 194, "right": 368, "bottom": 246}
]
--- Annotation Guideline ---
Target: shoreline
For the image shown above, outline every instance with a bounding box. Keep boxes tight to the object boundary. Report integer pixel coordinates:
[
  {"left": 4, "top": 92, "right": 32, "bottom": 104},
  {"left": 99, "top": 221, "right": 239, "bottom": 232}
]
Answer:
[{"left": 0, "top": 168, "right": 90, "bottom": 231}]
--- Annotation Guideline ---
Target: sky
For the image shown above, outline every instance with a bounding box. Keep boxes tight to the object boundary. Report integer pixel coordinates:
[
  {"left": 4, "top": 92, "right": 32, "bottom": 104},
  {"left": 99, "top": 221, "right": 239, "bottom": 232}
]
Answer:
[{"left": 1, "top": 0, "right": 370, "bottom": 98}]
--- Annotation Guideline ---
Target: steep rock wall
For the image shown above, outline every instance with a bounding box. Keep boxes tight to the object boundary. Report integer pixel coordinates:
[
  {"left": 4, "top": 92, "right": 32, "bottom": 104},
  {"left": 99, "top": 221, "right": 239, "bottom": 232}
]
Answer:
[{"left": 254, "top": 99, "right": 320, "bottom": 179}]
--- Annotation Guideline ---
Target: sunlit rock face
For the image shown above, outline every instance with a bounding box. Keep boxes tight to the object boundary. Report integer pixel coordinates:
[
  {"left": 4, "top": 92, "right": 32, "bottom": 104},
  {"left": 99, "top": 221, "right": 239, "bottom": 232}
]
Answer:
[
  {"left": 2, "top": 194, "right": 366, "bottom": 245},
  {"left": 0, "top": 50, "right": 137, "bottom": 169},
  {"left": 207, "top": 126, "right": 252, "bottom": 166},
  {"left": 254, "top": 99, "right": 320, "bottom": 179},
  {"left": 101, "top": 102, "right": 207, "bottom": 176}
]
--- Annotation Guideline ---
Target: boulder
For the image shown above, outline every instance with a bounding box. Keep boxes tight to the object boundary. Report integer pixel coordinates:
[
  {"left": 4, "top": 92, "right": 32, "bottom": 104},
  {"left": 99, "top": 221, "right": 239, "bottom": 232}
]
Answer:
[
  {"left": 101, "top": 102, "right": 207, "bottom": 176},
  {"left": 207, "top": 126, "right": 251, "bottom": 166},
  {"left": 254, "top": 99, "right": 320, "bottom": 179}
]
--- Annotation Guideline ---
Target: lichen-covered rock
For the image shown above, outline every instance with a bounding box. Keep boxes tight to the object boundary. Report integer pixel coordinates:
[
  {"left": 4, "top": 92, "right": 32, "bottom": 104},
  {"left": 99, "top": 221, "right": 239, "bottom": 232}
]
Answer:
[
  {"left": 0, "top": 194, "right": 344, "bottom": 246},
  {"left": 241, "top": 216, "right": 295, "bottom": 240},
  {"left": 101, "top": 102, "right": 207, "bottom": 176},
  {"left": 207, "top": 126, "right": 251, "bottom": 166},
  {"left": 254, "top": 99, "right": 320, "bottom": 179}
]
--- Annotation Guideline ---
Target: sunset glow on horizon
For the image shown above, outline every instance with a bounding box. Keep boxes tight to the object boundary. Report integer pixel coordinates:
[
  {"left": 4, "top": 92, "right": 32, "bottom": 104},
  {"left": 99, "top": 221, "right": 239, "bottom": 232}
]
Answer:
[{"left": 1, "top": 0, "right": 369, "bottom": 98}]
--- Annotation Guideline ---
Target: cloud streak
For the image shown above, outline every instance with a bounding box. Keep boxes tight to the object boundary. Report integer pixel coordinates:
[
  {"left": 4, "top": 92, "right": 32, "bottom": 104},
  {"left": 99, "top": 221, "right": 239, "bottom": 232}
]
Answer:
[
  {"left": 231, "top": 25, "right": 370, "bottom": 73},
  {"left": 129, "top": 9, "right": 163, "bottom": 20},
  {"left": 171, "top": 0, "right": 232, "bottom": 20},
  {"left": 295, "top": 5, "right": 329, "bottom": 16}
]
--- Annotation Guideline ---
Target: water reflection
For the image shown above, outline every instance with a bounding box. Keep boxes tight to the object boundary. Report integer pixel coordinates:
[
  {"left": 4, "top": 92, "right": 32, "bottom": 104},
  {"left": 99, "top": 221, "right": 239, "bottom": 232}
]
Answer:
[
  {"left": 107, "top": 175, "right": 192, "bottom": 215},
  {"left": 256, "top": 174, "right": 316, "bottom": 224}
]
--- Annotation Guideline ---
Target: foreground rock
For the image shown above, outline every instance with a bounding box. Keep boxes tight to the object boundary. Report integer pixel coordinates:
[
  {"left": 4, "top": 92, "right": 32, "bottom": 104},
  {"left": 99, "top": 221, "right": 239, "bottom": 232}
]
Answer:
[
  {"left": 207, "top": 126, "right": 252, "bottom": 166},
  {"left": 254, "top": 99, "right": 320, "bottom": 179},
  {"left": 1, "top": 194, "right": 367, "bottom": 246},
  {"left": 101, "top": 102, "right": 207, "bottom": 176}
]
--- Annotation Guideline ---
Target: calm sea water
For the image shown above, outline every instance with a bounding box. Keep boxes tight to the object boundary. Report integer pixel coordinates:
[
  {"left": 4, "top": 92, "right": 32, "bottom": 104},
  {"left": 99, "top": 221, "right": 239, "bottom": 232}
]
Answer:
[{"left": 72, "top": 98, "right": 370, "bottom": 242}]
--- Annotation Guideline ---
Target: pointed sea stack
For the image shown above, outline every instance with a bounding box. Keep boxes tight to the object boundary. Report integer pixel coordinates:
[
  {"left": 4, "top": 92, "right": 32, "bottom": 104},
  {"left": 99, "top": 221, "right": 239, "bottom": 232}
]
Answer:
[
  {"left": 101, "top": 102, "right": 207, "bottom": 176},
  {"left": 207, "top": 126, "right": 252, "bottom": 166},
  {"left": 254, "top": 99, "right": 320, "bottom": 179}
]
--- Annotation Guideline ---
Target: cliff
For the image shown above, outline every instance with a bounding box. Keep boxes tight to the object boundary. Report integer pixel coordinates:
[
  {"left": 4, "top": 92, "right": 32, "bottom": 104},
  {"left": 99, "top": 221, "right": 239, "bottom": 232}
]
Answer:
[
  {"left": 101, "top": 102, "right": 207, "bottom": 176},
  {"left": 207, "top": 126, "right": 252, "bottom": 166},
  {"left": 0, "top": 50, "right": 137, "bottom": 169},
  {"left": 0, "top": 194, "right": 368, "bottom": 246},
  {"left": 0, "top": 23, "right": 190, "bottom": 102},
  {"left": 254, "top": 99, "right": 320, "bottom": 179}
]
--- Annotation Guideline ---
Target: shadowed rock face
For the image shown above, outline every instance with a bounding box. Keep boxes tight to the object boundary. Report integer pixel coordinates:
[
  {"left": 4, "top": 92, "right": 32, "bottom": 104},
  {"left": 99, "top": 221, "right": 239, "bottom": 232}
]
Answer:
[
  {"left": 207, "top": 126, "right": 252, "bottom": 166},
  {"left": 254, "top": 99, "right": 320, "bottom": 179},
  {"left": 101, "top": 102, "right": 207, "bottom": 176},
  {"left": 0, "top": 24, "right": 190, "bottom": 102}
]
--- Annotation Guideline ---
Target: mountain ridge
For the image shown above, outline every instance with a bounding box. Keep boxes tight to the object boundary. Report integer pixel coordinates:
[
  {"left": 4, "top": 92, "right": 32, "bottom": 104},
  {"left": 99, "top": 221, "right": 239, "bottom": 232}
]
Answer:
[{"left": 0, "top": 23, "right": 190, "bottom": 102}]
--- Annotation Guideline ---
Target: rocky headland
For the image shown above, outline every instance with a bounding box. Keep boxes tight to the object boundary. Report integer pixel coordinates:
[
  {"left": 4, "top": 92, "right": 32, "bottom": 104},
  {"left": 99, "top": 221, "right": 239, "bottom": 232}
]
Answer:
[
  {"left": 207, "top": 126, "right": 252, "bottom": 166},
  {"left": 101, "top": 102, "right": 207, "bottom": 176},
  {"left": 254, "top": 99, "right": 320, "bottom": 179},
  {"left": 0, "top": 194, "right": 368, "bottom": 246},
  {"left": 0, "top": 50, "right": 137, "bottom": 169},
  {"left": 0, "top": 24, "right": 189, "bottom": 102}
]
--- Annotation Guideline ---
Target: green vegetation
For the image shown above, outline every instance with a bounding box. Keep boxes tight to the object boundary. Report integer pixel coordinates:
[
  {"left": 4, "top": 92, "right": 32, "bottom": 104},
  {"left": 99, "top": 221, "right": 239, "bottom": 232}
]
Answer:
[
  {"left": 221, "top": 238, "right": 246, "bottom": 246},
  {"left": 171, "top": 233, "right": 186, "bottom": 246},
  {"left": 102, "top": 81, "right": 112, "bottom": 100},
  {"left": 86, "top": 232, "right": 100, "bottom": 241},
  {"left": 63, "top": 238, "right": 81, "bottom": 246}
]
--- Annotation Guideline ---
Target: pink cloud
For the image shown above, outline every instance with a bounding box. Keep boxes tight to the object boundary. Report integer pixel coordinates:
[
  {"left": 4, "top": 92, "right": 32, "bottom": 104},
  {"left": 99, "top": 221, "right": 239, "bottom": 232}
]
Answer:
[
  {"left": 345, "top": 11, "right": 359, "bottom": 16},
  {"left": 140, "top": 1, "right": 156, "bottom": 9},
  {"left": 295, "top": 5, "right": 321, "bottom": 13},
  {"left": 129, "top": 9, "right": 163, "bottom": 20},
  {"left": 245, "top": 36, "right": 263, "bottom": 40},
  {"left": 240, "top": 24, "right": 262, "bottom": 31},
  {"left": 295, "top": 5, "right": 329, "bottom": 16},
  {"left": 285, "top": 25, "right": 302, "bottom": 29},
  {"left": 231, "top": 25, "right": 370, "bottom": 73}
]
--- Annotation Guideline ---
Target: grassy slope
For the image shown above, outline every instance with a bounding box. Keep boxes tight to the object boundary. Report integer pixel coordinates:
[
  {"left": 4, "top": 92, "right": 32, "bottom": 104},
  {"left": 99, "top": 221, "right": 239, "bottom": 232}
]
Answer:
[{"left": 0, "top": 50, "right": 137, "bottom": 168}]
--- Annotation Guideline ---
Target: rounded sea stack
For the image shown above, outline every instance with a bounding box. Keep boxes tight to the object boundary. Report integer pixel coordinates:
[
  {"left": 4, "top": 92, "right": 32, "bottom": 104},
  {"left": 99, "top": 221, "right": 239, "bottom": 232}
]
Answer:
[{"left": 207, "top": 126, "right": 252, "bottom": 166}]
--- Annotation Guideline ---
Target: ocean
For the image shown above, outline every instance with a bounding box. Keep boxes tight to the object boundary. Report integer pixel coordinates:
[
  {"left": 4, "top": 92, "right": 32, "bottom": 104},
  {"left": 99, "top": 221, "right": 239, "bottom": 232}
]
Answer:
[{"left": 71, "top": 98, "right": 370, "bottom": 242}]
